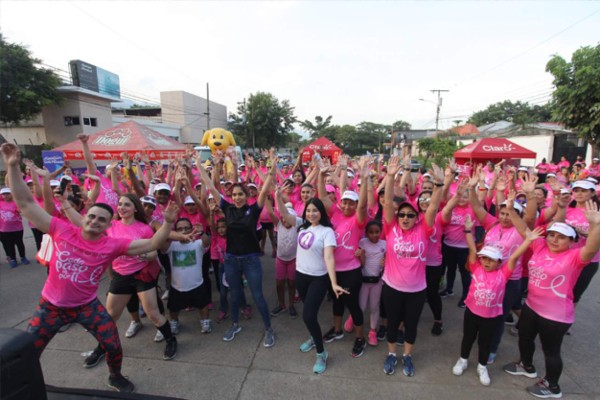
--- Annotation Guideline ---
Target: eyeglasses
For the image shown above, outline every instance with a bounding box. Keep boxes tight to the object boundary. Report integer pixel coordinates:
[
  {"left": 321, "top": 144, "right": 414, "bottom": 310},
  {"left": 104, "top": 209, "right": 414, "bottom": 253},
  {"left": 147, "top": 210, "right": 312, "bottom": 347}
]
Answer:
[
  {"left": 176, "top": 226, "right": 193, "bottom": 232},
  {"left": 418, "top": 198, "right": 431, "bottom": 203},
  {"left": 398, "top": 212, "right": 417, "bottom": 219}
]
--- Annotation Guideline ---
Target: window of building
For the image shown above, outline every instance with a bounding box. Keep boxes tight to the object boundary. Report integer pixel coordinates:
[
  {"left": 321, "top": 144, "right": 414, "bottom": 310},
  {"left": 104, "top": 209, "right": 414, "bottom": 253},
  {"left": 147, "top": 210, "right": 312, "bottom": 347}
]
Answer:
[
  {"left": 64, "top": 116, "right": 80, "bottom": 126},
  {"left": 90, "top": 118, "right": 97, "bottom": 127},
  {"left": 83, "top": 117, "right": 90, "bottom": 126}
]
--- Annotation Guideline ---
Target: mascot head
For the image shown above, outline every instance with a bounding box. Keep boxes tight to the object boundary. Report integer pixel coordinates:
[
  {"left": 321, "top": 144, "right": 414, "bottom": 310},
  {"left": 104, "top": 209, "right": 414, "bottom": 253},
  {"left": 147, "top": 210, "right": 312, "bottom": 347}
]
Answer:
[{"left": 201, "top": 128, "right": 236, "bottom": 152}]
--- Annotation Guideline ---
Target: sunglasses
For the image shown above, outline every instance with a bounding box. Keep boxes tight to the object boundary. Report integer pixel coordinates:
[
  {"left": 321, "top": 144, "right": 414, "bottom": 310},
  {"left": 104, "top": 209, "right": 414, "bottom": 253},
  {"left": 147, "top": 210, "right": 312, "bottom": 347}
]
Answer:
[
  {"left": 418, "top": 198, "right": 431, "bottom": 203},
  {"left": 398, "top": 212, "right": 417, "bottom": 219}
]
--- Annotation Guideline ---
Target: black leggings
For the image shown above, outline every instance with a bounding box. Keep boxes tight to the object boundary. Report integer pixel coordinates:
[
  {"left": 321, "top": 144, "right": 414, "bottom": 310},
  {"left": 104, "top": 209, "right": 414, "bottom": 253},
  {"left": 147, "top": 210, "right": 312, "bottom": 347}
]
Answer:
[
  {"left": 295, "top": 271, "right": 329, "bottom": 353},
  {"left": 0, "top": 230, "right": 25, "bottom": 260},
  {"left": 426, "top": 265, "right": 444, "bottom": 321},
  {"left": 382, "top": 284, "right": 426, "bottom": 345},
  {"left": 442, "top": 244, "right": 471, "bottom": 301},
  {"left": 125, "top": 286, "right": 165, "bottom": 314},
  {"left": 202, "top": 250, "right": 212, "bottom": 302},
  {"left": 518, "top": 304, "right": 570, "bottom": 388},
  {"left": 330, "top": 268, "right": 364, "bottom": 326},
  {"left": 31, "top": 227, "right": 44, "bottom": 251},
  {"left": 573, "top": 261, "right": 598, "bottom": 303},
  {"left": 460, "top": 308, "right": 502, "bottom": 366},
  {"left": 211, "top": 259, "right": 222, "bottom": 293}
]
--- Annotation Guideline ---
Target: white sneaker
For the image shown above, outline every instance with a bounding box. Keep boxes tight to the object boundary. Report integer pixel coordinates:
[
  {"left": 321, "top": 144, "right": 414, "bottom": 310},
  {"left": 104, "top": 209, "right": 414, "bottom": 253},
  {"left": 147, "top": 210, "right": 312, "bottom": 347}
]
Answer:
[
  {"left": 452, "top": 357, "right": 468, "bottom": 376},
  {"left": 477, "top": 364, "right": 491, "bottom": 386},
  {"left": 125, "top": 321, "right": 142, "bottom": 338},
  {"left": 161, "top": 289, "right": 169, "bottom": 301},
  {"left": 154, "top": 330, "right": 165, "bottom": 342},
  {"left": 169, "top": 320, "right": 180, "bottom": 335},
  {"left": 201, "top": 319, "right": 212, "bottom": 334}
]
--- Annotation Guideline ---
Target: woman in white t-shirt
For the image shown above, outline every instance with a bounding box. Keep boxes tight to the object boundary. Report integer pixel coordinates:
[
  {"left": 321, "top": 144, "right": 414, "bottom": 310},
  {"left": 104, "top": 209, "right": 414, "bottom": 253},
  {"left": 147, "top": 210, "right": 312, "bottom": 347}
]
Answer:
[{"left": 293, "top": 198, "right": 347, "bottom": 375}]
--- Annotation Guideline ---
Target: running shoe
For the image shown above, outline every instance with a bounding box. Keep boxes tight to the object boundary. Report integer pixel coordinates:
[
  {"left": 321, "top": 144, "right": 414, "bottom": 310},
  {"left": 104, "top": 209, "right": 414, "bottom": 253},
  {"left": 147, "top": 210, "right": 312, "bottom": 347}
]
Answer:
[
  {"left": 452, "top": 357, "right": 468, "bottom": 376},
  {"left": 169, "top": 320, "right": 180, "bottom": 335},
  {"left": 263, "top": 328, "right": 275, "bottom": 348},
  {"left": 503, "top": 361, "right": 537, "bottom": 378},
  {"left": 108, "top": 374, "right": 134, "bottom": 393},
  {"left": 300, "top": 337, "right": 315, "bottom": 353},
  {"left": 344, "top": 315, "right": 354, "bottom": 333},
  {"left": 527, "top": 379, "right": 562, "bottom": 398},
  {"left": 368, "top": 329, "right": 378, "bottom": 346},
  {"left": 154, "top": 330, "right": 164, "bottom": 342},
  {"left": 201, "top": 319, "right": 212, "bottom": 334},
  {"left": 431, "top": 321, "right": 443, "bottom": 336},
  {"left": 313, "top": 351, "right": 328, "bottom": 374},
  {"left": 242, "top": 305, "right": 252, "bottom": 320},
  {"left": 216, "top": 311, "right": 228, "bottom": 324},
  {"left": 505, "top": 314, "right": 516, "bottom": 326},
  {"left": 223, "top": 324, "right": 242, "bottom": 341},
  {"left": 383, "top": 354, "right": 397, "bottom": 375},
  {"left": 439, "top": 289, "right": 454, "bottom": 298},
  {"left": 8, "top": 258, "right": 18, "bottom": 268},
  {"left": 457, "top": 300, "right": 466, "bottom": 308},
  {"left": 84, "top": 348, "right": 105, "bottom": 368},
  {"left": 163, "top": 338, "right": 177, "bottom": 360},
  {"left": 402, "top": 354, "right": 415, "bottom": 377},
  {"left": 323, "top": 327, "right": 344, "bottom": 343},
  {"left": 288, "top": 305, "right": 298, "bottom": 319},
  {"left": 477, "top": 364, "right": 491, "bottom": 386},
  {"left": 20, "top": 257, "right": 30, "bottom": 265},
  {"left": 270, "top": 304, "right": 286, "bottom": 316},
  {"left": 125, "top": 321, "right": 142, "bottom": 338},
  {"left": 351, "top": 337, "right": 366, "bottom": 358},
  {"left": 396, "top": 329, "right": 405, "bottom": 345},
  {"left": 377, "top": 325, "right": 387, "bottom": 341}
]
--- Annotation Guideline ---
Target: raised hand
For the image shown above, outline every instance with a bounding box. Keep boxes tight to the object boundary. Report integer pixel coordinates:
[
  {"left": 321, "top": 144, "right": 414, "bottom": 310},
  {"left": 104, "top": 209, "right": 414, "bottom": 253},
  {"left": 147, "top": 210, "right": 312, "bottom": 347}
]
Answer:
[
  {"left": 76, "top": 133, "right": 89, "bottom": 143},
  {"left": 496, "top": 174, "right": 507, "bottom": 192},
  {"left": 464, "top": 214, "right": 474, "bottom": 230},
  {"left": 521, "top": 174, "right": 538, "bottom": 193},
  {"left": 525, "top": 226, "right": 545, "bottom": 242},
  {"left": 584, "top": 199, "right": 600, "bottom": 225},
  {"left": 431, "top": 163, "right": 444, "bottom": 183},
  {"left": 387, "top": 156, "right": 402, "bottom": 176},
  {"left": 0, "top": 143, "right": 21, "bottom": 167},
  {"left": 162, "top": 201, "right": 180, "bottom": 224}
]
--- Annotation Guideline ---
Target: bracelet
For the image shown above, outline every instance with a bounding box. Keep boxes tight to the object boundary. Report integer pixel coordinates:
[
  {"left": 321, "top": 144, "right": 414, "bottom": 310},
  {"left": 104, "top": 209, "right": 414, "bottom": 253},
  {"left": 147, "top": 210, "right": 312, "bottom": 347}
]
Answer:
[{"left": 463, "top": 230, "right": 472, "bottom": 233}]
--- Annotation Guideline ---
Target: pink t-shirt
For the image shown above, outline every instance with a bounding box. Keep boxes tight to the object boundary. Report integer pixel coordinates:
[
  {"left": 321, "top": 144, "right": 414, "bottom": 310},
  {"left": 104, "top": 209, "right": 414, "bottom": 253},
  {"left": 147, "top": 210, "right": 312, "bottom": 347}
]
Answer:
[
  {"left": 107, "top": 220, "right": 154, "bottom": 275},
  {"left": 94, "top": 171, "right": 123, "bottom": 213},
  {"left": 465, "top": 261, "right": 511, "bottom": 318},
  {"left": 330, "top": 206, "right": 366, "bottom": 272},
  {"left": 482, "top": 214, "right": 525, "bottom": 280},
  {"left": 442, "top": 205, "right": 476, "bottom": 248},
  {"left": 526, "top": 238, "right": 587, "bottom": 323},
  {"left": 43, "top": 218, "right": 131, "bottom": 307},
  {"left": 536, "top": 163, "right": 549, "bottom": 174},
  {"left": 547, "top": 164, "right": 559, "bottom": 174},
  {"left": 565, "top": 207, "right": 600, "bottom": 262},
  {"left": 557, "top": 160, "right": 570, "bottom": 169},
  {"left": 382, "top": 219, "right": 432, "bottom": 292},
  {"left": 210, "top": 234, "right": 226, "bottom": 263},
  {"left": 425, "top": 213, "right": 444, "bottom": 266},
  {"left": 0, "top": 200, "right": 23, "bottom": 232}
]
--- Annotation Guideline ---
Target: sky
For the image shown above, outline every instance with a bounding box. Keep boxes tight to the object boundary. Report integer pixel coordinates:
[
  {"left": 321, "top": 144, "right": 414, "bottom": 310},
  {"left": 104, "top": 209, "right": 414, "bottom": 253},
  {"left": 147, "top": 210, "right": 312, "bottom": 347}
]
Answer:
[{"left": 1, "top": 1, "right": 599, "bottom": 133}]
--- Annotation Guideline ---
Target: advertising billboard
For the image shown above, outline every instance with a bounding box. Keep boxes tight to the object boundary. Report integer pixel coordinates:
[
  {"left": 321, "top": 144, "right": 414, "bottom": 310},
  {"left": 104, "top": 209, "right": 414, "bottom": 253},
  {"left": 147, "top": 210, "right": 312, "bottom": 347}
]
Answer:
[{"left": 69, "top": 60, "right": 120, "bottom": 98}]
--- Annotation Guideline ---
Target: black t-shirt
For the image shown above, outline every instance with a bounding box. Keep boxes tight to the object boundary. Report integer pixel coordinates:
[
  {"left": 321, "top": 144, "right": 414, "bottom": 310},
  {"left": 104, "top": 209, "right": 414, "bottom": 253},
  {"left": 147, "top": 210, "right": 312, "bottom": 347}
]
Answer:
[{"left": 220, "top": 198, "right": 262, "bottom": 255}]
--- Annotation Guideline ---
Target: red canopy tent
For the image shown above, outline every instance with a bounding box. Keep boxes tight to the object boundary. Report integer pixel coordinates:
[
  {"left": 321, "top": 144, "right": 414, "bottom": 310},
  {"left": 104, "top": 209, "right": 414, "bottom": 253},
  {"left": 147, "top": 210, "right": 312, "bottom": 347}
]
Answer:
[
  {"left": 54, "top": 121, "right": 187, "bottom": 160},
  {"left": 454, "top": 138, "right": 536, "bottom": 164},
  {"left": 301, "top": 137, "right": 342, "bottom": 164}
]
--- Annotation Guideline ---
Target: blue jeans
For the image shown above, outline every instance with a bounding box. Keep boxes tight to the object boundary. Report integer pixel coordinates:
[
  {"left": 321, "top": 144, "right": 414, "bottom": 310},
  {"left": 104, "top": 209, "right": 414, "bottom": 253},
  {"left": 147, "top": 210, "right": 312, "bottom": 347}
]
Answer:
[
  {"left": 224, "top": 254, "right": 271, "bottom": 328},
  {"left": 218, "top": 262, "right": 249, "bottom": 314}
]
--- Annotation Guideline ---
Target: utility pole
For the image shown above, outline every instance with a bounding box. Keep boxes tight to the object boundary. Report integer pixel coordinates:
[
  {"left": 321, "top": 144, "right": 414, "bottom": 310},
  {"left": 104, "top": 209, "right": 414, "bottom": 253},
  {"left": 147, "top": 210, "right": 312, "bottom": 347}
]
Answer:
[
  {"left": 431, "top": 89, "right": 449, "bottom": 133},
  {"left": 205, "top": 83, "right": 211, "bottom": 131}
]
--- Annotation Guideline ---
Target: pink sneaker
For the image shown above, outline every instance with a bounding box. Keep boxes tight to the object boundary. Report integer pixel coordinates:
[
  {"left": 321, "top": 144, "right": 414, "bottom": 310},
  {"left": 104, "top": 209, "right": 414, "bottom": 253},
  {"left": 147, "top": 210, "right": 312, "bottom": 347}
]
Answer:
[
  {"left": 217, "top": 311, "right": 228, "bottom": 323},
  {"left": 344, "top": 316, "right": 354, "bottom": 333},
  {"left": 368, "top": 329, "right": 378, "bottom": 346}
]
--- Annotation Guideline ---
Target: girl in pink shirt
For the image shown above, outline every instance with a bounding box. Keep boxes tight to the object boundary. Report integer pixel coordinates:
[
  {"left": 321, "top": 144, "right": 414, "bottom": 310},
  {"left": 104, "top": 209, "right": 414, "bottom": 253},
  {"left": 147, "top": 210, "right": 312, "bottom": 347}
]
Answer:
[
  {"left": 0, "top": 188, "right": 28, "bottom": 267},
  {"left": 502, "top": 211, "right": 600, "bottom": 399}
]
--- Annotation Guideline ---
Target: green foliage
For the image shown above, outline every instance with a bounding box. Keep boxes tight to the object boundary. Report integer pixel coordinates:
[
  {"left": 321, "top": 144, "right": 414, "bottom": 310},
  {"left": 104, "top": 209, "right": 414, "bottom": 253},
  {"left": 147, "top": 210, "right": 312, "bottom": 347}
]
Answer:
[
  {"left": 392, "top": 120, "right": 411, "bottom": 131},
  {"left": 228, "top": 92, "right": 297, "bottom": 149},
  {"left": 546, "top": 44, "right": 600, "bottom": 149},
  {"left": 0, "top": 34, "right": 62, "bottom": 125},
  {"left": 467, "top": 100, "right": 552, "bottom": 126},
  {"left": 416, "top": 137, "right": 459, "bottom": 167},
  {"left": 299, "top": 115, "right": 333, "bottom": 139}
]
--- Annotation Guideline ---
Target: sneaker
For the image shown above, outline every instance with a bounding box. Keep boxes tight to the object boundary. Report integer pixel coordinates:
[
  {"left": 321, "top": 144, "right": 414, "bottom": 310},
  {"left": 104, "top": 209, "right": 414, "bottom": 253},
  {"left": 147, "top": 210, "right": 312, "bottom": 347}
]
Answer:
[
  {"left": 505, "top": 314, "right": 516, "bottom": 326},
  {"left": 289, "top": 305, "right": 298, "bottom": 319},
  {"left": 457, "top": 300, "right": 466, "bottom": 308},
  {"left": 313, "top": 351, "right": 328, "bottom": 374},
  {"left": 107, "top": 374, "right": 134, "bottom": 393},
  {"left": 169, "top": 320, "right": 180, "bottom": 335},
  {"left": 161, "top": 289, "right": 169, "bottom": 301},
  {"left": 58, "top": 323, "right": 71, "bottom": 333},
  {"left": 216, "top": 311, "right": 228, "bottom": 324},
  {"left": 351, "top": 337, "right": 366, "bottom": 358},
  {"left": 154, "top": 330, "right": 165, "bottom": 342},
  {"left": 323, "top": 327, "right": 344, "bottom": 343},
  {"left": 452, "top": 357, "right": 468, "bottom": 376},
  {"left": 368, "top": 329, "right": 378, "bottom": 346},
  {"left": 344, "top": 315, "right": 354, "bottom": 333},
  {"left": 263, "top": 328, "right": 275, "bottom": 348},
  {"left": 402, "top": 354, "right": 415, "bottom": 377},
  {"left": 384, "top": 354, "right": 397, "bottom": 375},
  {"left": 125, "top": 321, "right": 142, "bottom": 338},
  {"left": 20, "top": 257, "right": 30, "bottom": 265},
  {"left": 270, "top": 304, "right": 286, "bottom": 316},
  {"left": 300, "top": 337, "right": 316, "bottom": 353},
  {"left": 396, "top": 330, "right": 405, "bottom": 345},
  {"left": 242, "top": 305, "right": 252, "bottom": 320},
  {"left": 477, "top": 364, "right": 491, "bottom": 386},
  {"left": 503, "top": 361, "right": 537, "bottom": 378},
  {"left": 83, "top": 348, "right": 104, "bottom": 368},
  {"left": 377, "top": 325, "right": 387, "bottom": 341},
  {"left": 201, "top": 319, "right": 212, "bottom": 334},
  {"left": 509, "top": 326, "right": 519, "bottom": 336},
  {"left": 431, "top": 321, "right": 443, "bottom": 336},
  {"left": 439, "top": 289, "right": 454, "bottom": 298},
  {"left": 223, "top": 324, "right": 242, "bottom": 341},
  {"left": 163, "top": 338, "right": 177, "bottom": 360},
  {"left": 527, "top": 379, "right": 562, "bottom": 399},
  {"left": 488, "top": 352, "right": 496, "bottom": 365},
  {"left": 8, "top": 259, "right": 18, "bottom": 268}
]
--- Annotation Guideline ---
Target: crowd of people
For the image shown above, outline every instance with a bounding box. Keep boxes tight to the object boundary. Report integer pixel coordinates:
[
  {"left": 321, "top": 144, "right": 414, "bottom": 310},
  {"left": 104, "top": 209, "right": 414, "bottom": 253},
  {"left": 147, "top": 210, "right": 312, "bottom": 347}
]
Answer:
[{"left": 1, "top": 138, "right": 599, "bottom": 399}]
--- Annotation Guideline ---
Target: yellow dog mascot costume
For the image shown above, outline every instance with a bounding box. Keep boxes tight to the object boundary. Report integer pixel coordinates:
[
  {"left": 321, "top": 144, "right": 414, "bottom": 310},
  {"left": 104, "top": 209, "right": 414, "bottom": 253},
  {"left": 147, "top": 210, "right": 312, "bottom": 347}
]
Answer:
[{"left": 201, "top": 128, "right": 237, "bottom": 177}]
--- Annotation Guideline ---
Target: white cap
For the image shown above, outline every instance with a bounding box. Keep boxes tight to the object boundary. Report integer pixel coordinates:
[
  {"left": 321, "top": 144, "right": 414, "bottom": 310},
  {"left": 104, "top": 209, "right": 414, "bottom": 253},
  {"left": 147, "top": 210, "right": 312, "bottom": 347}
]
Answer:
[
  {"left": 25, "top": 178, "right": 33, "bottom": 184},
  {"left": 247, "top": 183, "right": 258, "bottom": 189},
  {"left": 347, "top": 171, "right": 355, "bottom": 178},
  {"left": 341, "top": 190, "right": 359, "bottom": 202},
  {"left": 154, "top": 183, "right": 171, "bottom": 192},
  {"left": 593, "top": 158, "right": 599, "bottom": 161},
  {"left": 560, "top": 188, "right": 571, "bottom": 195},
  {"left": 184, "top": 196, "right": 195, "bottom": 205},
  {"left": 585, "top": 177, "right": 598, "bottom": 185},
  {"left": 194, "top": 182, "right": 203, "bottom": 188},
  {"left": 208, "top": 193, "right": 214, "bottom": 200},
  {"left": 0, "top": 188, "right": 11, "bottom": 194},
  {"left": 571, "top": 180, "right": 595, "bottom": 191},
  {"left": 61, "top": 175, "right": 72, "bottom": 182},
  {"left": 50, "top": 180, "right": 60, "bottom": 187},
  {"left": 547, "top": 173, "right": 557, "bottom": 178},
  {"left": 518, "top": 166, "right": 528, "bottom": 172},
  {"left": 500, "top": 200, "right": 523, "bottom": 214},
  {"left": 477, "top": 246, "right": 503, "bottom": 261},
  {"left": 547, "top": 222, "right": 576, "bottom": 238},
  {"left": 477, "top": 183, "right": 490, "bottom": 190},
  {"left": 141, "top": 195, "right": 157, "bottom": 207},
  {"left": 422, "top": 173, "right": 433, "bottom": 179}
]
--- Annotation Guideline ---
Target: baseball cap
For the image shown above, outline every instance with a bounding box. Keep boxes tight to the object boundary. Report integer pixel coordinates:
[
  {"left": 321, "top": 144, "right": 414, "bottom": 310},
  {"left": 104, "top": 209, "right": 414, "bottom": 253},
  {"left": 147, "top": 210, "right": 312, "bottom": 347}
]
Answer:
[
  {"left": 184, "top": 196, "right": 195, "bottom": 205},
  {"left": 547, "top": 222, "right": 576, "bottom": 238},
  {"left": 500, "top": 200, "right": 523, "bottom": 214},
  {"left": 154, "top": 183, "right": 171, "bottom": 192},
  {"left": 571, "top": 180, "right": 595, "bottom": 191},
  {"left": 141, "top": 195, "right": 157, "bottom": 207},
  {"left": 61, "top": 175, "right": 72, "bottom": 182},
  {"left": 341, "top": 190, "right": 359, "bottom": 202},
  {"left": 477, "top": 246, "right": 503, "bottom": 261},
  {"left": 347, "top": 171, "right": 355, "bottom": 178},
  {"left": 247, "top": 183, "right": 258, "bottom": 190},
  {"left": 547, "top": 173, "right": 557, "bottom": 178},
  {"left": 0, "top": 188, "right": 11, "bottom": 194},
  {"left": 50, "top": 180, "right": 60, "bottom": 187},
  {"left": 325, "top": 184, "right": 336, "bottom": 193}
]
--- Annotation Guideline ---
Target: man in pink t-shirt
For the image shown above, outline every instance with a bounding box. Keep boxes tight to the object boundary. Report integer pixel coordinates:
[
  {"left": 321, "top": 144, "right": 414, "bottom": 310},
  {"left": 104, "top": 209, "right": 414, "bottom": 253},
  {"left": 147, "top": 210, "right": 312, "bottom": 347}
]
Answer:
[{"left": 1, "top": 142, "right": 178, "bottom": 394}]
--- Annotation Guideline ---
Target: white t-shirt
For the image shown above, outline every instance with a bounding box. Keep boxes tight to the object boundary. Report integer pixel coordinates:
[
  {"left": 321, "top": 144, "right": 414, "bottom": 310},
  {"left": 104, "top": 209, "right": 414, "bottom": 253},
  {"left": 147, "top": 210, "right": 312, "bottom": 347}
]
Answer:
[
  {"left": 167, "top": 240, "right": 206, "bottom": 291},
  {"left": 296, "top": 225, "right": 337, "bottom": 276},
  {"left": 277, "top": 217, "right": 303, "bottom": 261},
  {"left": 359, "top": 237, "right": 386, "bottom": 277}
]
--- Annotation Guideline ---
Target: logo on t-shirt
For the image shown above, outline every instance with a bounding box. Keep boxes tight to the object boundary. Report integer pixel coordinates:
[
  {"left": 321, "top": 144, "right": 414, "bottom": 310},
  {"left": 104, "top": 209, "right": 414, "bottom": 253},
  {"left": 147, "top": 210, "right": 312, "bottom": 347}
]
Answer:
[
  {"left": 173, "top": 249, "right": 197, "bottom": 267},
  {"left": 298, "top": 231, "right": 315, "bottom": 249},
  {"left": 528, "top": 258, "right": 567, "bottom": 299}
]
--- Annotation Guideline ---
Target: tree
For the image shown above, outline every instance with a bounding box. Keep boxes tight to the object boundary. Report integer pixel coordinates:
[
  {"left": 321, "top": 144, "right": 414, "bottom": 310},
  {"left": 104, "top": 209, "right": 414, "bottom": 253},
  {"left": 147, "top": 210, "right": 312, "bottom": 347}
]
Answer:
[
  {"left": 392, "top": 120, "right": 411, "bottom": 131},
  {"left": 0, "top": 34, "right": 62, "bottom": 125},
  {"left": 416, "top": 137, "right": 459, "bottom": 167},
  {"left": 228, "top": 92, "right": 297, "bottom": 150},
  {"left": 299, "top": 115, "right": 333, "bottom": 139},
  {"left": 467, "top": 100, "right": 552, "bottom": 126},
  {"left": 546, "top": 44, "right": 600, "bottom": 155}
]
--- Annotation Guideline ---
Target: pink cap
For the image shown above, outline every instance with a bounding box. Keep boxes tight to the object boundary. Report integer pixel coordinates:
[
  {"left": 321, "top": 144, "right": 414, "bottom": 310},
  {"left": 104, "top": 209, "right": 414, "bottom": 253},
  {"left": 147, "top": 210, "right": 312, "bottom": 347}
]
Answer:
[{"left": 325, "top": 184, "right": 336, "bottom": 193}]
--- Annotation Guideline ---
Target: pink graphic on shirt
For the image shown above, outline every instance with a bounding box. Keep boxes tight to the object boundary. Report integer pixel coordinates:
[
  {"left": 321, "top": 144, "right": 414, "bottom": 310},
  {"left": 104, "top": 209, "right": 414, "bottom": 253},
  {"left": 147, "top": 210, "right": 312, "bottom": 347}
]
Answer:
[{"left": 298, "top": 231, "right": 315, "bottom": 249}]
